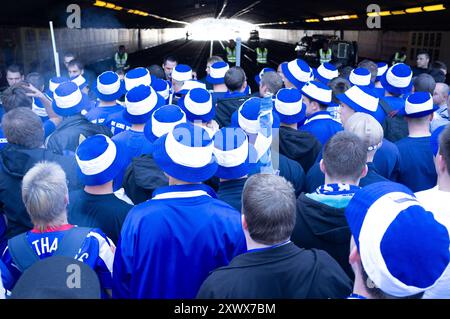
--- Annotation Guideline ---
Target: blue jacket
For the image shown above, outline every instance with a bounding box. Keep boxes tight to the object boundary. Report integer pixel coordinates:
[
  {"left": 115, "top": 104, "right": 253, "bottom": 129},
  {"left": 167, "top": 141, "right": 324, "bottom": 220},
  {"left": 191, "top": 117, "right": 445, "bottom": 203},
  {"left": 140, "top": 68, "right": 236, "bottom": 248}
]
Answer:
[
  {"left": 373, "top": 138, "right": 400, "bottom": 180},
  {"left": 300, "top": 111, "right": 343, "bottom": 147},
  {"left": 113, "top": 183, "right": 246, "bottom": 299}
]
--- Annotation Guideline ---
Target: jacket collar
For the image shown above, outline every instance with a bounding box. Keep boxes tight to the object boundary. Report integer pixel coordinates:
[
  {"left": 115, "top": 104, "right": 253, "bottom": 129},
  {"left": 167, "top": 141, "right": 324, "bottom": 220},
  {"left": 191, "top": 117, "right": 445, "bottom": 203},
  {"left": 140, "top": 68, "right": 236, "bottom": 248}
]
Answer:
[
  {"left": 152, "top": 183, "right": 217, "bottom": 200},
  {"left": 304, "top": 111, "right": 335, "bottom": 125}
]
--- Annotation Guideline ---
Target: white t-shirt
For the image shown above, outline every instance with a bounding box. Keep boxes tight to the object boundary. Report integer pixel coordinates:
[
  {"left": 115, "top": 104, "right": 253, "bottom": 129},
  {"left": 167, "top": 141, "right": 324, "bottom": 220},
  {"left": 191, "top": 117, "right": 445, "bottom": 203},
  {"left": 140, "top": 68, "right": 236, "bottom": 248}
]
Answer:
[{"left": 415, "top": 186, "right": 450, "bottom": 299}]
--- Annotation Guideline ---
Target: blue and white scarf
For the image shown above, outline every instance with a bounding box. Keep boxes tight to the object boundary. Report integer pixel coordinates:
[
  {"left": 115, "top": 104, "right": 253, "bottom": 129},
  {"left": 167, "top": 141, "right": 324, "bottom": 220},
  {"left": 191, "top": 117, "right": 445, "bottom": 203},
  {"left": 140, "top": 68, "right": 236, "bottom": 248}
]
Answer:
[{"left": 315, "top": 183, "right": 361, "bottom": 196}]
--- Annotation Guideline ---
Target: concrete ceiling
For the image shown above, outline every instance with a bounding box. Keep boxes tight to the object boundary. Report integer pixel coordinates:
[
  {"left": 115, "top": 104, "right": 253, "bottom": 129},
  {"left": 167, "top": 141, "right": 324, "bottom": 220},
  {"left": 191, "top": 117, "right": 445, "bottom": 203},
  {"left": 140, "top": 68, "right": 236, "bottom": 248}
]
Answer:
[{"left": 1, "top": 0, "right": 448, "bottom": 30}]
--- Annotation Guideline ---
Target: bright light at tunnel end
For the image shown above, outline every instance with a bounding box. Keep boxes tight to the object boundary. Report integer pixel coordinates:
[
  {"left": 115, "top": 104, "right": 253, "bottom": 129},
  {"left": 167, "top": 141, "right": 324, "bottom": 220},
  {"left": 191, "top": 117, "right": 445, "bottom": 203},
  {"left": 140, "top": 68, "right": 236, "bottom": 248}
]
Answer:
[{"left": 187, "top": 18, "right": 257, "bottom": 41}]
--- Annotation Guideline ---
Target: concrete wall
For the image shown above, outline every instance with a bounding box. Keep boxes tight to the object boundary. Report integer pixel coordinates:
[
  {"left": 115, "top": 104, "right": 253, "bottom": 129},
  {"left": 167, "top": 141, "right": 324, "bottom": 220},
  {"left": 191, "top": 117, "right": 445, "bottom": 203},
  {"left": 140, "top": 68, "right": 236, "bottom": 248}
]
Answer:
[{"left": 259, "top": 28, "right": 338, "bottom": 44}]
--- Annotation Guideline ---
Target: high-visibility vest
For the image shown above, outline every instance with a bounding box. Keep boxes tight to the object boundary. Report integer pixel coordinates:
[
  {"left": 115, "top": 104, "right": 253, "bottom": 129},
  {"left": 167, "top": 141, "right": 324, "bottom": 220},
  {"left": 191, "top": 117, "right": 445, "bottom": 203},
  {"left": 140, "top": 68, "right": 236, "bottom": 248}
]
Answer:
[
  {"left": 393, "top": 52, "right": 406, "bottom": 64},
  {"left": 319, "top": 48, "right": 332, "bottom": 63},
  {"left": 256, "top": 47, "right": 268, "bottom": 64},
  {"left": 115, "top": 52, "right": 128, "bottom": 69},
  {"left": 226, "top": 47, "right": 236, "bottom": 63}
]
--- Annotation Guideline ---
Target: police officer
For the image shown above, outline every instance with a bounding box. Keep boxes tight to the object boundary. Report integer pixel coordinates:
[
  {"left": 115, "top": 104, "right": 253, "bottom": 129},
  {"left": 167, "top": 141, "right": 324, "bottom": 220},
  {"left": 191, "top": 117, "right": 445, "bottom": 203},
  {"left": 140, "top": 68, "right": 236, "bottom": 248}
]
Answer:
[
  {"left": 114, "top": 45, "right": 129, "bottom": 71},
  {"left": 391, "top": 47, "right": 407, "bottom": 65},
  {"left": 319, "top": 41, "right": 332, "bottom": 64},
  {"left": 256, "top": 41, "right": 268, "bottom": 67},
  {"left": 226, "top": 39, "right": 236, "bottom": 66}
]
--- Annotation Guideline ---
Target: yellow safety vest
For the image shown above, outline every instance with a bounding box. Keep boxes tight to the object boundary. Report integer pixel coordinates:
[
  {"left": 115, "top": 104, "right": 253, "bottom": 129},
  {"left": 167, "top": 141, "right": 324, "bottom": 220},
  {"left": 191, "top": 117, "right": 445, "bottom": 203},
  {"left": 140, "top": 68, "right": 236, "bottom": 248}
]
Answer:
[
  {"left": 226, "top": 47, "right": 236, "bottom": 63},
  {"left": 393, "top": 52, "right": 406, "bottom": 64},
  {"left": 115, "top": 52, "right": 128, "bottom": 69},
  {"left": 319, "top": 48, "right": 332, "bottom": 63},
  {"left": 256, "top": 47, "right": 268, "bottom": 64}
]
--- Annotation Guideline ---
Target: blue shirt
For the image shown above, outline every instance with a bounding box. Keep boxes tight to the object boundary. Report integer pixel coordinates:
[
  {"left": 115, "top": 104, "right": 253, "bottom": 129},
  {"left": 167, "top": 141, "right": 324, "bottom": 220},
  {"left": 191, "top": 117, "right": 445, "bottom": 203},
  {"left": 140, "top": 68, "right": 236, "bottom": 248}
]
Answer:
[
  {"left": 396, "top": 136, "right": 437, "bottom": 192},
  {"left": 113, "top": 183, "right": 246, "bottom": 299},
  {"left": 300, "top": 111, "right": 343, "bottom": 146},
  {"left": 373, "top": 138, "right": 401, "bottom": 180},
  {"left": 112, "top": 130, "right": 153, "bottom": 190},
  {"left": 104, "top": 111, "right": 132, "bottom": 136},
  {"left": 85, "top": 104, "right": 125, "bottom": 125}
]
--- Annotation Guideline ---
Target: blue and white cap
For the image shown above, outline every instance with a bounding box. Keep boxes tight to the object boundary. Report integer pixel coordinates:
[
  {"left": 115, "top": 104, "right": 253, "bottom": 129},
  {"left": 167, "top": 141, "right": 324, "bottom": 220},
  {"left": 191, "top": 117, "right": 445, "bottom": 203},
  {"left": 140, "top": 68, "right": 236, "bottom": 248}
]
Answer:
[
  {"left": 349, "top": 67, "right": 372, "bottom": 87},
  {"left": 301, "top": 81, "right": 333, "bottom": 106},
  {"left": 70, "top": 74, "right": 88, "bottom": 90},
  {"left": 274, "top": 88, "right": 305, "bottom": 124},
  {"left": 207, "top": 61, "right": 229, "bottom": 84},
  {"left": 48, "top": 76, "right": 69, "bottom": 95},
  {"left": 152, "top": 122, "right": 218, "bottom": 182},
  {"left": 380, "top": 63, "right": 413, "bottom": 95},
  {"left": 336, "top": 85, "right": 379, "bottom": 116},
  {"left": 345, "top": 182, "right": 450, "bottom": 297},
  {"left": 93, "top": 71, "right": 125, "bottom": 101},
  {"left": 171, "top": 64, "right": 192, "bottom": 82},
  {"left": 399, "top": 92, "right": 439, "bottom": 118},
  {"left": 32, "top": 98, "right": 48, "bottom": 118},
  {"left": 230, "top": 97, "right": 280, "bottom": 134},
  {"left": 254, "top": 67, "right": 275, "bottom": 85},
  {"left": 178, "top": 80, "right": 207, "bottom": 96},
  {"left": 123, "top": 85, "right": 164, "bottom": 124},
  {"left": 314, "top": 63, "right": 338, "bottom": 84},
  {"left": 281, "top": 58, "right": 312, "bottom": 89},
  {"left": 52, "top": 81, "right": 90, "bottom": 116},
  {"left": 144, "top": 104, "right": 186, "bottom": 143},
  {"left": 376, "top": 62, "right": 388, "bottom": 82},
  {"left": 75, "top": 134, "right": 128, "bottom": 186},
  {"left": 151, "top": 78, "right": 171, "bottom": 102},
  {"left": 178, "top": 88, "right": 214, "bottom": 123},
  {"left": 124, "top": 67, "right": 151, "bottom": 91},
  {"left": 213, "top": 127, "right": 253, "bottom": 179}
]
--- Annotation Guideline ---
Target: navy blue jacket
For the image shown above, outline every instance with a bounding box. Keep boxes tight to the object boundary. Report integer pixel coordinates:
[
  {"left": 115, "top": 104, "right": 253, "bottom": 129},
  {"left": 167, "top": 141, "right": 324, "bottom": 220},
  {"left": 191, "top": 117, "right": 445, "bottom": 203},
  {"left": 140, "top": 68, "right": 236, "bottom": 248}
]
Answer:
[{"left": 217, "top": 178, "right": 247, "bottom": 212}]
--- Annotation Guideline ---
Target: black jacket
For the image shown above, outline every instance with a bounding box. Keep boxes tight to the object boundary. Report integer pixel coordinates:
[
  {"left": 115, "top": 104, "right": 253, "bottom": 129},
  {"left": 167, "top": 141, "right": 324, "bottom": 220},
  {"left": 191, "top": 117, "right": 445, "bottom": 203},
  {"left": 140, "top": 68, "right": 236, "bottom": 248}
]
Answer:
[
  {"left": 46, "top": 114, "right": 112, "bottom": 155},
  {"left": 292, "top": 193, "right": 353, "bottom": 279},
  {"left": 278, "top": 126, "right": 322, "bottom": 173},
  {"left": 215, "top": 95, "right": 252, "bottom": 128},
  {"left": 197, "top": 242, "right": 352, "bottom": 299},
  {"left": 122, "top": 154, "right": 168, "bottom": 205},
  {"left": 217, "top": 179, "right": 246, "bottom": 212},
  {"left": 277, "top": 153, "right": 305, "bottom": 197},
  {"left": 0, "top": 144, "right": 81, "bottom": 238}
]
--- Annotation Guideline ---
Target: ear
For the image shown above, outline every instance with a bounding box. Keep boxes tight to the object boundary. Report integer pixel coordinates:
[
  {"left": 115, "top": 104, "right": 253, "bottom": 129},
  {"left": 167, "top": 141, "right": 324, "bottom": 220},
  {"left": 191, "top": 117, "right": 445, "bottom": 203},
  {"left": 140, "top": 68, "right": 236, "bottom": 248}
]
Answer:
[
  {"left": 64, "top": 193, "right": 69, "bottom": 206},
  {"left": 360, "top": 164, "right": 368, "bottom": 179},
  {"left": 319, "top": 159, "right": 327, "bottom": 175},
  {"left": 429, "top": 113, "right": 434, "bottom": 121},
  {"left": 241, "top": 214, "right": 248, "bottom": 231},
  {"left": 436, "top": 154, "right": 447, "bottom": 174},
  {"left": 349, "top": 244, "right": 361, "bottom": 266}
]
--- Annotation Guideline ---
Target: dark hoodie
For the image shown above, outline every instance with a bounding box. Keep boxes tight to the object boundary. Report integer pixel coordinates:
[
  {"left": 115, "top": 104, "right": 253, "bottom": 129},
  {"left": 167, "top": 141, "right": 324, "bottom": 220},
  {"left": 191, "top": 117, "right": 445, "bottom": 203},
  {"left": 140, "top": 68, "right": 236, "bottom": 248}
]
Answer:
[
  {"left": 278, "top": 126, "right": 321, "bottom": 173},
  {"left": 215, "top": 94, "right": 252, "bottom": 128},
  {"left": 291, "top": 193, "right": 354, "bottom": 279},
  {"left": 46, "top": 114, "right": 112, "bottom": 156},
  {"left": 122, "top": 154, "right": 168, "bottom": 205},
  {"left": 0, "top": 144, "right": 81, "bottom": 238},
  {"left": 197, "top": 242, "right": 352, "bottom": 299}
]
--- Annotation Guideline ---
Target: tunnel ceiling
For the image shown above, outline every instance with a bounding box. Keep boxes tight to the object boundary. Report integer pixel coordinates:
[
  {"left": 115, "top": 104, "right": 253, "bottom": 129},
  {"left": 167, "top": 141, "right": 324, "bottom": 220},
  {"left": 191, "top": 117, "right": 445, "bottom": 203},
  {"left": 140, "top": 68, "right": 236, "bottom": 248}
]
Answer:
[{"left": 1, "top": 0, "right": 449, "bottom": 30}]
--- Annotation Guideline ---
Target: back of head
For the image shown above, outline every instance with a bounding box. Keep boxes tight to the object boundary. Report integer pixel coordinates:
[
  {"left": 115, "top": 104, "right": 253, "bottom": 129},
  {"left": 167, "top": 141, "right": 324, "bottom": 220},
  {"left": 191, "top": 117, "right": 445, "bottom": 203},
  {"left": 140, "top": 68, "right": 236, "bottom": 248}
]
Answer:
[
  {"left": 1, "top": 107, "right": 44, "bottom": 148},
  {"left": 25, "top": 72, "right": 45, "bottom": 91},
  {"left": 22, "top": 161, "right": 68, "bottom": 229},
  {"left": 339, "top": 66, "right": 353, "bottom": 79},
  {"left": 344, "top": 112, "right": 383, "bottom": 152},
  {"left": 1, "top": 83, "right": 33, "bottom": 112},
  {"left": 323, "top": 131, "right": 367, "bottom": 181},
  {"left": 260, "top": 71, "right": 283, "bottom": 95},
  {"left": 147, "top": 64, "right": 166, "bottom": 79},
  {"left": 329, "top": 77, "right": 351, "bottom": 104},
  {"left": 207, "top": 55, "right": 224, "bottom": 65},
  {"left": 242, "top": 174, "right": 296, "bottom": 245},
  {"left": 413, "top": 73, "right": 436, "bottom": 94},
  {"left": 358, "top": 60, "right": 378, "bottom": 83},
  {"left": 439, "top": 125, "right": 450, "bottom": 176},
  {"left": 225, "top": 67, "right": 246, "bottom": 92}
]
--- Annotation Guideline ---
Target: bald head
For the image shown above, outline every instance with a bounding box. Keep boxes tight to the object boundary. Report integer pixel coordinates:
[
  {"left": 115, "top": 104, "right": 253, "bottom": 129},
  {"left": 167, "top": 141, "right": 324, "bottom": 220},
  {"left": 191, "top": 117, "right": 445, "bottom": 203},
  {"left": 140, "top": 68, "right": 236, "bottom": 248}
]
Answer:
[{"left": 433, "top": 82, "right": 449, "bottom": 107}]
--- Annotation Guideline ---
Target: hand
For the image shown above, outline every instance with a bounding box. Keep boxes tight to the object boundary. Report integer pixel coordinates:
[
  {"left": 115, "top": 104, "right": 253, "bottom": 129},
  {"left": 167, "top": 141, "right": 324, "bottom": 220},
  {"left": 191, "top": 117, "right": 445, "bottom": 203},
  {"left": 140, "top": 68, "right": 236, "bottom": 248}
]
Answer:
[{"left": 22, "top": 82, "right": 45, "bottom": 99}]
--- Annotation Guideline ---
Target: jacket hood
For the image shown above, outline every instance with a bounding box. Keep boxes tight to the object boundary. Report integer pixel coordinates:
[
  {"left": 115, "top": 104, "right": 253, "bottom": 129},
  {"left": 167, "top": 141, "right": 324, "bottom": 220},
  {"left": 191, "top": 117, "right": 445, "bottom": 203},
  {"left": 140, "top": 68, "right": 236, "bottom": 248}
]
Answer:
[
  {"left": 0, "top": 144, "right": 46, "bottom": 177},
  {"left": 297, "top": 193, "right": 351, "bottom": 244}
]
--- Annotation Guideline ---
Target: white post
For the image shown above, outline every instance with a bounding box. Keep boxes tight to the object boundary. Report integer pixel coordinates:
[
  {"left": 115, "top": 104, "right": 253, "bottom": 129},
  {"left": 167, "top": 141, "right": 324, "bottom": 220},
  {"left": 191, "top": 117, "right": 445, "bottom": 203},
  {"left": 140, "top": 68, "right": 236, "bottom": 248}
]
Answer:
[
  {"left": 236, "top": 37, "right": 241, "bottom": 67},
  {"left": 49, "top": 21, "right": 60, "bottom": 76},
  {"left": 210, "top": 40, "right": 213, "bottom": 57}
]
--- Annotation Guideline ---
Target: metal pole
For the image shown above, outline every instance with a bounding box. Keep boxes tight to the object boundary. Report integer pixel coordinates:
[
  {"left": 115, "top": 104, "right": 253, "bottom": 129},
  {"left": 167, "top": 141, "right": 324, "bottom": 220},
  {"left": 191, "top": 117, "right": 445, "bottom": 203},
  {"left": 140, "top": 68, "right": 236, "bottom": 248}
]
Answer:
[
  {"left": 210, "top": 40, "right": 213, "bottom": 57},
  {"left": 236, "top": 37, "right": 241, "bottom": 67},
  {"left": 49, "top": 21, "right": 60, "bottom": 76}
]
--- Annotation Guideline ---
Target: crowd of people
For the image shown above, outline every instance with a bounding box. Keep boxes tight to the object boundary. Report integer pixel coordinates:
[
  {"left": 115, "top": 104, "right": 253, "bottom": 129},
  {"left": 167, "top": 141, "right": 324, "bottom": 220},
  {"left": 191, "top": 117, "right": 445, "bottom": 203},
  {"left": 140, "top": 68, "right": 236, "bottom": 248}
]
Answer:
[{"left": 0, "top": 45, "right": 448, "bottom": 300}]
